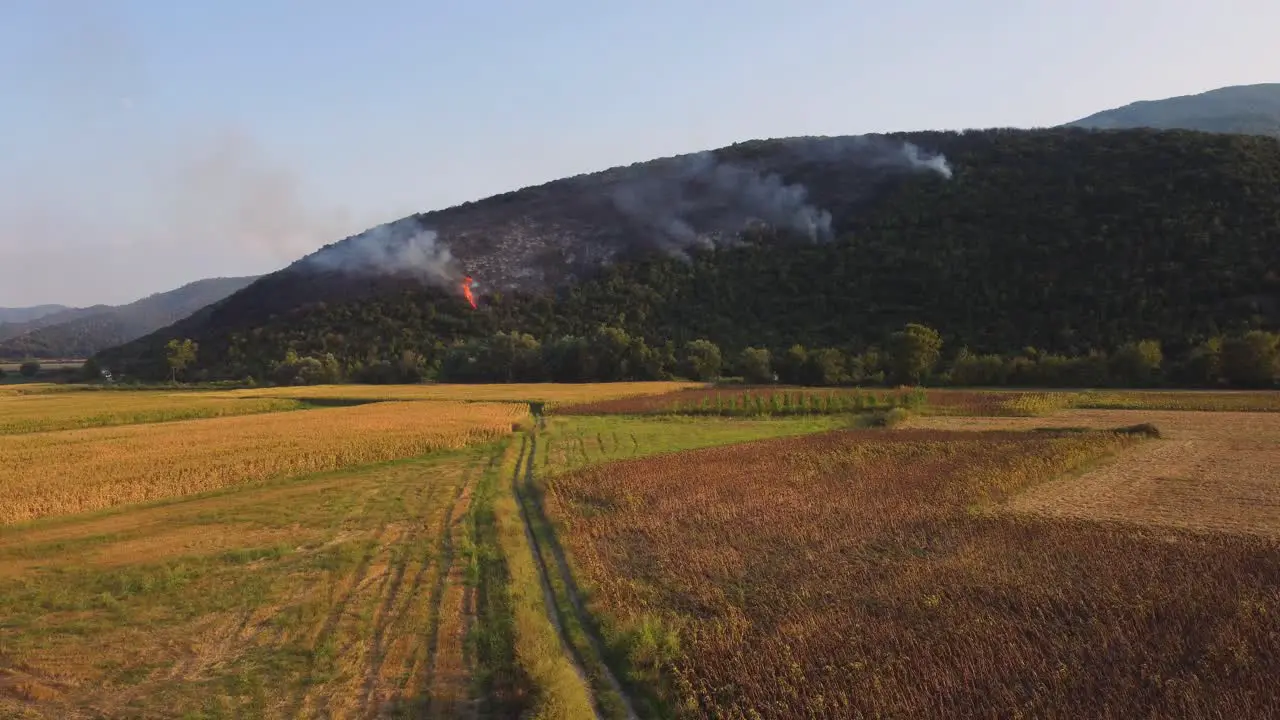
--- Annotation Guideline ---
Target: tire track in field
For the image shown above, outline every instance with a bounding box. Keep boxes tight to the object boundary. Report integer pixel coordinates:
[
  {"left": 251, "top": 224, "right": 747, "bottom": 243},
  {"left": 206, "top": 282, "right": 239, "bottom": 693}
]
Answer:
[
  {"left": 510, "top": 434, "right": 603, "bottom": 719},
  {"left": 357, "top": 457, "right": 477, "bottom": 717},
  {"left": 417, "top": 446, "right": 505, "bottom": 719},
  {"left": 515, "top": 429, "right": 639, "bottom": 720},
  {"left": 286, "top": 482, "right": 403, "bottom": 718}
]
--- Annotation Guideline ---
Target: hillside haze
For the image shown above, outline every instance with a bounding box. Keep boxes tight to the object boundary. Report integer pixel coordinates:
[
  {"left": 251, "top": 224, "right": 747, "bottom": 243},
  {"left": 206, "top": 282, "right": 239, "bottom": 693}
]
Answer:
[
  {"left": 0, "top": 276, "right": 258, "bottom": 359},
  {"left": 0, "top": 305, "right": 69, "bottom": 324},
  {"left": 99, "top": 127, "right": 1280, "bottom": 382},
  {"left": 1066, "top": 83, "right": 1280, "bottom": 137}
]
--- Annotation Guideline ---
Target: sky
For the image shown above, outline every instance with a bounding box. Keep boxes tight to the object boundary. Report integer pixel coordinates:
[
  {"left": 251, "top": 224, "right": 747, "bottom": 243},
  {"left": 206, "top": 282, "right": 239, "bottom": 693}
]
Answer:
[{"left": 1, "top": 0, "right": 1277, "bottom": 307}]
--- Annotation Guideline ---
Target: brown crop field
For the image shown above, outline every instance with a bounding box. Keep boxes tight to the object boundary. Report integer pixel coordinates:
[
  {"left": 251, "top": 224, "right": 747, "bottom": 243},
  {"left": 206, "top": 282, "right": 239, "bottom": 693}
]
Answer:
[
  {"left": 0, "top": 390, "right": 302, "bottom": 434},
  {"left": 0, "top": 444, "right": 505, "bottom": 718},
  {"left": 0, "top": 400, "right": 525, "bottom": 525},
  {"left": 539, "top": 428, "right": 1280, "bottom": 718}
]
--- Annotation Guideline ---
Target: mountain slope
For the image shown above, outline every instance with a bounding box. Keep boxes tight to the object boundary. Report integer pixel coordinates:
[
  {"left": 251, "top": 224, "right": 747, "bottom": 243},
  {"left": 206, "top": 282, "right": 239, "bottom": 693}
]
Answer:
[
  {"left": 0, "top": 305, "right": 69, "bottom": 325},
  {"left": 99, "top": 127, "right": 1280, "bottom": 381},
  {"left": 1065, "top": 83, "right": 1280, "bottom": 137},
  {"left": 0, "top": 276, "right": 259, "bottom": 359}
]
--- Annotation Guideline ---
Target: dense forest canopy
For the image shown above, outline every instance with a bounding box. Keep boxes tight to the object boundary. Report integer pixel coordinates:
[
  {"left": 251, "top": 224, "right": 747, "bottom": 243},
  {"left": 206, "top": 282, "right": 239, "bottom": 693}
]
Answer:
[{"left": 96, "top": 127, "right": 1280, "bottom": 386}]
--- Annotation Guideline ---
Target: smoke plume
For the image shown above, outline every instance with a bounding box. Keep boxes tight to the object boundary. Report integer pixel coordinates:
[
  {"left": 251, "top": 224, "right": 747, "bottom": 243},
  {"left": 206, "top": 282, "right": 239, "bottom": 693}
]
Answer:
[
  {"left": 608, "top": 134, "right": 952, "bottom": 257},
  {"left": 610, "top": 152, "right": 833, "bottom": 253},
  {"left": 0, "top": 3, "right": 370, "bottom": 306},
  {"left": 299, "top": 217, "right": 459, "bottom": 286}
]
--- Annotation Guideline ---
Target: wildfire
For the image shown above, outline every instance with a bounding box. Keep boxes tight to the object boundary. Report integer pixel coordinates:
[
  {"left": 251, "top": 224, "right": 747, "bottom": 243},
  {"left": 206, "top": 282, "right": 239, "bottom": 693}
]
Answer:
[{"left": 462, "top": 275, "right": 477, "bottom": 309}]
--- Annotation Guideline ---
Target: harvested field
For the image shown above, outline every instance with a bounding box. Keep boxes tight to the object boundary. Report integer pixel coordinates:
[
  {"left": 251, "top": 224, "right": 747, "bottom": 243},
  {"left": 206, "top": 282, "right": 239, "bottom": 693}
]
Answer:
[
  {"left": 907, "top": 409, "right": 1280, "bottom": 538},
  {"left": 0, "top": 445, "right": 502, "bottom": 719},
  {"left": 0, "top": 390, "right": 301, "bottom": 435},
  {"left": 0, "top": 400, "right": 525, "bottom": 524},
  {"left": 212, "top": 381, "right": 702, "bottom": 406},
  {"left": 540, "top": 428, "right": 1280, "bottom": 718}
]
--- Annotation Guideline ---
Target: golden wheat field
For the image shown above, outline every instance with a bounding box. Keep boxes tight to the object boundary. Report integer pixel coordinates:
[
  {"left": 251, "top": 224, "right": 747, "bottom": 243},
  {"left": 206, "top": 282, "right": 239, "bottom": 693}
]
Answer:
[
  {"left": 211, "top": 381, "right": 704, "bottom": 406},
  {"left": 0, "top": 400, "right": 524, "bottom": 524},
  {"left": 0, "top": 390, "right": 302, "bottom": 434}
]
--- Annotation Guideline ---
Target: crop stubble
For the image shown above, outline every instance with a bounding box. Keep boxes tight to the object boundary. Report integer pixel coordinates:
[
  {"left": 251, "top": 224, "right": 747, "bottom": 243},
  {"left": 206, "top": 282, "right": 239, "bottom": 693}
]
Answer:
[
  {"left": 542, "top": 428, "right": 1280, "bottom": 718},
  {"left": 0, "top": 446, "right": 501, "bottom": 718},
  {"left": 906, "top": 409, "right": 1280, "bottom": 538}
]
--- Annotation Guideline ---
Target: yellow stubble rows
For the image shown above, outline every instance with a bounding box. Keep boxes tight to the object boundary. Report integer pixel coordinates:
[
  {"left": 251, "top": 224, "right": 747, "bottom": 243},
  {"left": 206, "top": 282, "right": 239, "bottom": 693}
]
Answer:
[{"left": 0, "top": 400, "right": 526, "bottom": 525}]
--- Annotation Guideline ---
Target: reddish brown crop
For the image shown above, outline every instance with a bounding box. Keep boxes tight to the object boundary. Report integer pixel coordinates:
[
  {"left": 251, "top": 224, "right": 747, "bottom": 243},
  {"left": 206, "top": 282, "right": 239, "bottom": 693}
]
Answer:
[{"left": 542, "top": 429, "right": 1280, "bottom": 719}]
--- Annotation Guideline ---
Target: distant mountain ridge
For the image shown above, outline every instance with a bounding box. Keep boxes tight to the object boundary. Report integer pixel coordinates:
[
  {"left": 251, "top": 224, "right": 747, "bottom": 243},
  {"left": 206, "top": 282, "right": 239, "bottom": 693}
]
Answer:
[
  {"left": 1066, "top": 83, "right": 1280, "bottom": 137},
  {"left": 0, "top": 305, "right": 69, "bottom": 324},
  {"left": 0, "top": 276, "right": 259, "bottom": 359}
]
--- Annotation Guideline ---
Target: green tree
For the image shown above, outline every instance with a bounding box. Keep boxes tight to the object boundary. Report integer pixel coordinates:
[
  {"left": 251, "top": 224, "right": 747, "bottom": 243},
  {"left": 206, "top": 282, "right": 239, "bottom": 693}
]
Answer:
[
  {"left": 1221, "top": 331, "right": 1279, "bottom": 388},
  {"left": 736, "top": 347, "right": 774, "bottom": 384},
  {"left": 805, "top": 348, "right": 847, "bottom": 386},
  {"left": 1109, "top": 340, "right": 1162, "bottom": 386},
  {"left": 777, "top": 345, "right": 809, "bottom": 385},
  {"left": 81, "top": 357, "right": 104, "bottom": 381},
  {"left": 682, "top": 339, "right": 723, "bottom": 381},
  {"left": 19, "top": 360, "right": 40, "bottom": 378},
  {"left": 888, "top": 323, "right": 943, "bottom": 385},
  {"left": 948, "top": 348, "right": 1009, "bottom": 386},
  {"left": 1180, "top": 337, "right": 1223, "bottom": 386},
  {"left": 165, "top": 339, "right": 198, "bottom": 383}
]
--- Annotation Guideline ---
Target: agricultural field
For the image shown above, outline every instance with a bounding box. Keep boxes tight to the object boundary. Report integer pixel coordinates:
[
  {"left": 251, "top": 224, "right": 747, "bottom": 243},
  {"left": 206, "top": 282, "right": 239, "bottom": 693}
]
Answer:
[
  {"left": 0, "top": 400, "right": 524, "bottom": 524},
  {"left": 557, "top": 385, "right": 1280, "bottom": 417},
  {"left": 534, "top": 424, "right": 1280, "bottom": 718},
  {"left": 0, "top": 390, "right": 302, "bottom": 435},
  {"left": 0, "top": 445, "right": 503, "bottom": 718},
  {"left": 3, "top": 381, "right": 1279, "bottom": 718},
  {"left": 211, "top": 381, "right": 703, "bottom": 406}
]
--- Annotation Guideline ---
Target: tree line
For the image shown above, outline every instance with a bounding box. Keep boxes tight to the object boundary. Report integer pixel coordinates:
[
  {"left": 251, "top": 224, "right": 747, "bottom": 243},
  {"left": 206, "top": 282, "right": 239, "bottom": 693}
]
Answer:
[{"left": 228, "top": 322, "right": 1277, "bottom": 389}]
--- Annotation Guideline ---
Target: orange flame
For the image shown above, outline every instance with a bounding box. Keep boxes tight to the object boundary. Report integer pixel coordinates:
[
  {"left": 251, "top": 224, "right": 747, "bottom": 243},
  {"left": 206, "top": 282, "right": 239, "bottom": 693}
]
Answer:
[{"left": 462, "top": 276, "right": 476, "bottom": 309}]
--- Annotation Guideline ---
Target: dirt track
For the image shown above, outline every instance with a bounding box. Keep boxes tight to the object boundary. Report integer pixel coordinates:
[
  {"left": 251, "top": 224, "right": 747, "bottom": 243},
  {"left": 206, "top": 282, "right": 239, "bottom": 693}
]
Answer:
[{"left": 905, "top": 410, "right": 1280, "bottom": 538}]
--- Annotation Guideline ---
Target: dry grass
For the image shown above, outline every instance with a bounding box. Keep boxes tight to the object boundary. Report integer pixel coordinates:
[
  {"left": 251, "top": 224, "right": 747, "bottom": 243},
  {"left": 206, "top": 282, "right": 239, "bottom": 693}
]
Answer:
[
  {"left": 0, "top": 390, "right": 301, "bottom": 435},
  {"left": 211, "top": 381, "right": 703, "bottom": 406},
  {"left": 0, "top": 400, "right": 525, "bottom": 525},
  {"left": 541, "top": 428, "right": 1280, "bottom": 718},
  {"left": 908, "top": 409, "right": 1280, "bottom": 538},
  {"left": 0, "top": 446, "right": 502, "bottom": 718}
]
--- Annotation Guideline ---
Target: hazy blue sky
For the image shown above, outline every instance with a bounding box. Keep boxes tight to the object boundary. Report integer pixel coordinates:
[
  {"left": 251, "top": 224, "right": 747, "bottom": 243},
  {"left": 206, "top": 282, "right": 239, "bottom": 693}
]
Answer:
[{"left": 2, "top": 0, "right": 1277, "bottom": 306}]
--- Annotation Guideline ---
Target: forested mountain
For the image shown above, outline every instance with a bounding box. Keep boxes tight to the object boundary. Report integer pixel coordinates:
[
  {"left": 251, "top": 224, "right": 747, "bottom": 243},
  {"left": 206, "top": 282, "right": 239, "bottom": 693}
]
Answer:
[
  {"left": 1066, "top": 84, "right": 1280, "bottom": 137},
  {"left": 98, "top": 127, "right": 1280, "bottom": 385},
  {"left": 0, "top": 306, "right": 107, "bottom": 342},
  {"left": 0, "top": 305, "right": 69, "bottom": 325},
  {"left": 0, "top": 276, "right": 258, "bottom": 359}
]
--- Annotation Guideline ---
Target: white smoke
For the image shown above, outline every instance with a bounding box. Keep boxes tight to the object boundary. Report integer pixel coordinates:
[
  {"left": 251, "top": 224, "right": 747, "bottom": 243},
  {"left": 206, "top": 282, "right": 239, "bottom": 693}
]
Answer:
[
  {"left": 610, "top": 152, "right": 834, "bottom": 254},
  {"left": 300, "top": 217, "right": 458, "bottom": 286},
  {"left": 609, "top": 134, "right": 952, "bottom": 256},
  {"left": 901, "top": 142, "right": 953, "bottom": 179}
]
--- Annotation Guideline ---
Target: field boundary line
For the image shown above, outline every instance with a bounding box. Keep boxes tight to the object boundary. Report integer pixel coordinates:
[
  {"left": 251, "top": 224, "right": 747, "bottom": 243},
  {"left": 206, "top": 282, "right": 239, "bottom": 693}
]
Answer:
[
  {"left": 516, "top": 427, "right": 640, "bottom": 720},
  {"left": 512, "top": 432, "right": 619, "bottom": 720}
]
